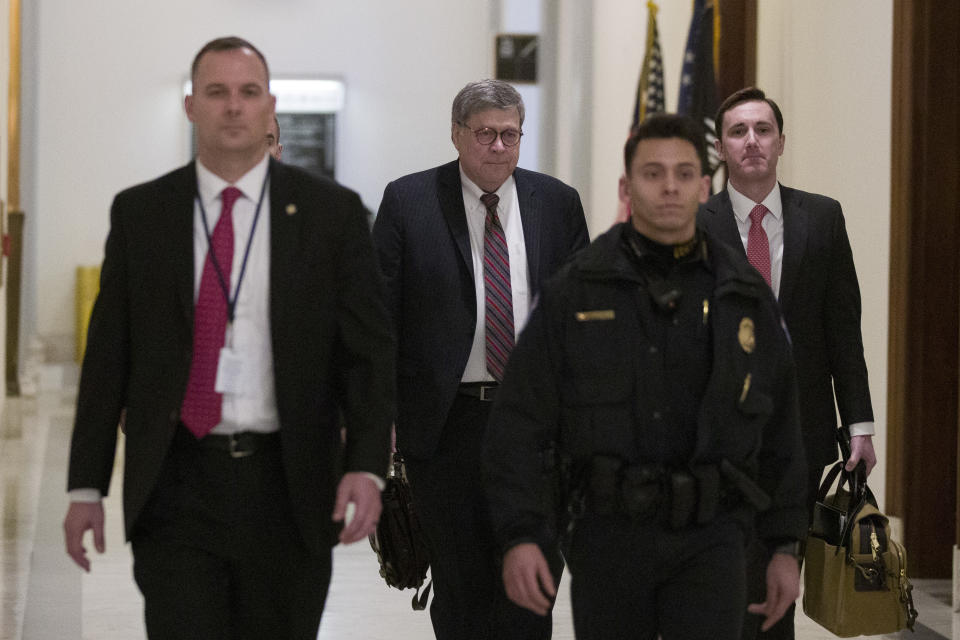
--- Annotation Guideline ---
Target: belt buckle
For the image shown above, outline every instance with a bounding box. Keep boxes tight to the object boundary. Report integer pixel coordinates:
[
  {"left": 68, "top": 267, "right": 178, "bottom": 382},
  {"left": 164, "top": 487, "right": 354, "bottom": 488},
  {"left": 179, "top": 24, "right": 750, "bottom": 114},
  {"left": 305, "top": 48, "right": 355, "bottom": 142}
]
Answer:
[
  {"left": 480, "top": 385, "right": 495, "bottom": 402},
  {"left": 228, "top": 433, "right": 254, "bottom": 459}
]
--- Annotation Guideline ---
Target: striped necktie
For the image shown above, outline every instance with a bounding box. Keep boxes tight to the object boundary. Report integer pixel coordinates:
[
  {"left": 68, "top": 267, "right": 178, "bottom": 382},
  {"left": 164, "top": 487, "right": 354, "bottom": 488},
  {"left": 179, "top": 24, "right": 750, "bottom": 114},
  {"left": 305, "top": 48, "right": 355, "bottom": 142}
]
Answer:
[{"left": 481, "top": 192, "right": 514, "bottom": 381}]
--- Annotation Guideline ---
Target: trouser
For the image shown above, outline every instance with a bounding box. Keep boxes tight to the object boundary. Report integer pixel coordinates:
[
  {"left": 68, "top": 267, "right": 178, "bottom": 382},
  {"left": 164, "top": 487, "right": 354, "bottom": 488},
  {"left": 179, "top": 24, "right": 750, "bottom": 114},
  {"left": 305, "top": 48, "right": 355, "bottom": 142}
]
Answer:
[
  {"left": 567, "top": 512, "right": 747, "bottom": 640},
  {"left": 742, "top": 462, "right": 822, "bottom": 640},
  {"left": 405, "top": 394, "right": 563, "bottom": 640},
  {"left": 130, "top": 425, "right": 332, "bottom": 640}
]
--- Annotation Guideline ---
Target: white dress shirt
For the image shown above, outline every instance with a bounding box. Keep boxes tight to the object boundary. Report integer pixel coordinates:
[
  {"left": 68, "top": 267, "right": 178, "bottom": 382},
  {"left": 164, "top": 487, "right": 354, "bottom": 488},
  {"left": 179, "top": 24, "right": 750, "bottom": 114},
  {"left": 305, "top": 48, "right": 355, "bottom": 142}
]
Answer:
[
  {"left": 194, "top": 155, "right": 279, "bottom": 435},
  {"left": 728, "top": 182, "right": 784, "bottom": 298},
  {"left": 197, "top": 157, "right": 384, "bottom": 490},
  {"left": 459, "top": 168, "right": 531, "bottom": 383}
]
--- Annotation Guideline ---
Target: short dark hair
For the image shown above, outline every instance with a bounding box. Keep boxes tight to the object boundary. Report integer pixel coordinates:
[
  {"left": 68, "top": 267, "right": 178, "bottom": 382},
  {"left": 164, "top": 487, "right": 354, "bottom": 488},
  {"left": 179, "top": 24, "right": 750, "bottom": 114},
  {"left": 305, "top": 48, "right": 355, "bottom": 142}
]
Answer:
[
  {"left": 191, "top": 36, "right": 270, "bottom": 85},
  {"left": 273, "top": 115, "right": 281, "bottom": 143},
  {"left": 714, "top": 87, "right": 784, "bottom": 139},
  {"left": 451, "top": 79, "right": 525, "bottom": 128},
  {"left": 624, "top": 113, "right": 708, "bottom": 175}
]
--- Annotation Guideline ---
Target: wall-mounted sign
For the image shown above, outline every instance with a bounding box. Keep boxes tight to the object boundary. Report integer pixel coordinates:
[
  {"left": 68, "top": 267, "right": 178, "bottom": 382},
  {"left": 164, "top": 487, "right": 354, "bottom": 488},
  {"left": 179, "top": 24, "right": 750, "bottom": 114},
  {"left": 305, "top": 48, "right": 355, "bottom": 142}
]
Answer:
[
  {"left": 276, "top": 112, "right": 336, "bottom": 179},
  {"left": 495, "top": 34, "right": 538, "bottom": 84}
]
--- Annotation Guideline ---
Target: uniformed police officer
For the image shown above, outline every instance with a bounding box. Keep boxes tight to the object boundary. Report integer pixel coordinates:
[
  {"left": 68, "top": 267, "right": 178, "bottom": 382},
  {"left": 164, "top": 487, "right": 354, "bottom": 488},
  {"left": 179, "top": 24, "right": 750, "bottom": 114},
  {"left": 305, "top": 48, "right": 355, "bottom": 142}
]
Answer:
[{"left": 481, "top": 113, "right": 808, "bottom": 640}]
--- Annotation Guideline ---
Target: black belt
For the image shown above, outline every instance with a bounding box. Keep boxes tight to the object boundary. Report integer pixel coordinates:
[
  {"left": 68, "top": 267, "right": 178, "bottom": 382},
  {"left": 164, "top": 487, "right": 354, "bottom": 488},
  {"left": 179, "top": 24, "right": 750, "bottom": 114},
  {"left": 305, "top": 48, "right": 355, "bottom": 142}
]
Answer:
[
  {"left": 458, "top": 382, "right": 499, "bottom": 402},
  {"left": 177, "top": 425, "right": 280, "bottom": 459}
]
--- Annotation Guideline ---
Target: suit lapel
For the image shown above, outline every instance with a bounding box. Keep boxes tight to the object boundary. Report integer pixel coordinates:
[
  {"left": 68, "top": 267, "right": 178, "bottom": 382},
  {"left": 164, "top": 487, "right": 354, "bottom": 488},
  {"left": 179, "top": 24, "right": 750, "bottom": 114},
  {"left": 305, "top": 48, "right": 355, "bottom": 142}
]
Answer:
[
  {"left": 515, "top": 169, "right": 542, "bottom": 289},
  {"left": 778, "top": 185, "right": 807, "bottom": 307},
  {"left": 705, "top": 191, "right": 747, "bottom": 257},
  {"left": 163, "top": 162, "right": 199, "bottom": 327},
  {"left": 437, "top": 161, "right": 474, "bottom": 279},
  {"left": 268, "top": 159, "right": 303, "bottom": 337}
]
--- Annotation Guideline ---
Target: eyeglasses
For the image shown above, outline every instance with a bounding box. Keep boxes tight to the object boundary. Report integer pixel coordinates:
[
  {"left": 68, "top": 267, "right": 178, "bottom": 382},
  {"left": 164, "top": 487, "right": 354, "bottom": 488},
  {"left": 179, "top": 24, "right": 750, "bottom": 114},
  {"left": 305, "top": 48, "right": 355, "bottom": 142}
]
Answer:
[{"left": 458, "top": 122, "right": 523, "bottom": 147}]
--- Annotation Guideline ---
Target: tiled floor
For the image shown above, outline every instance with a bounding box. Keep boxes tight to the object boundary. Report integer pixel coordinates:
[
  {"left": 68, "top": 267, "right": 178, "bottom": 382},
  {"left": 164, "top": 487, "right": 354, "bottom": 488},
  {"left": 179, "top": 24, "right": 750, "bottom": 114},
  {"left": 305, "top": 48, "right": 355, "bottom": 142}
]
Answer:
[{"left": 1, "top": 383, "right": 956, "bottom": 639}]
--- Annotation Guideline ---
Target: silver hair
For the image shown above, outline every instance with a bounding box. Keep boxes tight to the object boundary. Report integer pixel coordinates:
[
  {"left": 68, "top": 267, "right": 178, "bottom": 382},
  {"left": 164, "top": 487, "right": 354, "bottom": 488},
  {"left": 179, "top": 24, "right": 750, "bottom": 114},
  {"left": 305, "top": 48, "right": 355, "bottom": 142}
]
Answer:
[{"left": 451, "top": 79, "right": 525, "bottom": 127}]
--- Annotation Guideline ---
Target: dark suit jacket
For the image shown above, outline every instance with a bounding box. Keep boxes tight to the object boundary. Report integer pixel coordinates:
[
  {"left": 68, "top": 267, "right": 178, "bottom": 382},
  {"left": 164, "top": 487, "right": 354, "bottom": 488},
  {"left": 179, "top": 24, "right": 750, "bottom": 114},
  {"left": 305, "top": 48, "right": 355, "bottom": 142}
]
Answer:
[
  {"left": 372, "top": 160, "right": 589, "bottom": 460},
  {"left": 699, "top": 184, "right": 873, "bottom": 468},
  {"left": 67, "top": 158, "right": 395, "bottom": 555}
]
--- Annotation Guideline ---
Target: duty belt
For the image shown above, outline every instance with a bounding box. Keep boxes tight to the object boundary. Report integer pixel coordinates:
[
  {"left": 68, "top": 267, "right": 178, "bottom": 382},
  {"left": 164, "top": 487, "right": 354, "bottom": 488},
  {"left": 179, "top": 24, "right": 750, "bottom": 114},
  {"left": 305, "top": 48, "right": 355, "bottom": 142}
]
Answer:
[{"left": 585, "top": 455, "right": 769, "bottom": 530}]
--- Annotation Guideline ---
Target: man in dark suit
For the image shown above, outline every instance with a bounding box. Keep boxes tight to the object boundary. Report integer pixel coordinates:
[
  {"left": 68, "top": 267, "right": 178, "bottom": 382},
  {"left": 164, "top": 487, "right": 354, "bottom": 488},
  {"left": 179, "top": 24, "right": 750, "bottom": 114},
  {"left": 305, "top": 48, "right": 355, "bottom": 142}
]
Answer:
[
  {"left": 62, "top": 37, "right": 393, "bottom": 639},
  {"left": 698, "top": 87, "right": 876, "bottom": 640},
  {"left": 372, "top": 79, "right": 589, "bottom": 640}
]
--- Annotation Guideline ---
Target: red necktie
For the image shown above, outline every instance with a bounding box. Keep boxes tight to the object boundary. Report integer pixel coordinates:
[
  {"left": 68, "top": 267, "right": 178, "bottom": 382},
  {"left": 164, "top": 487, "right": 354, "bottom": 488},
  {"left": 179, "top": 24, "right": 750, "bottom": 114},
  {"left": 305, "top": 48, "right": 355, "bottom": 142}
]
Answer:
[
  {"left": 181, "top": 186, "right": 241, "bottom": 438},
  {"left": 747, "top": 203, "right": 772, "bottom": 287},
  {"left": 481, "top": 193, "right": 514, "bottom": 382}
]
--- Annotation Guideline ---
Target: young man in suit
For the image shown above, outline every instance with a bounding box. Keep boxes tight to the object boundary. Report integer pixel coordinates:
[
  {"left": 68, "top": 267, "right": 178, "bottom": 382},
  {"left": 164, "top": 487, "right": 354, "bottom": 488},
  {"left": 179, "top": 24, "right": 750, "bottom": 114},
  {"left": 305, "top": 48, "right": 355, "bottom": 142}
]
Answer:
[
  {"left": 698, "top": 87, "right": 877, "bottom": 640},
  {"left": 372, "top": 79, "right": 589, "bottom": 640},
  {"left": 62, "top": 36, "right": 394, "bottom": 639}
]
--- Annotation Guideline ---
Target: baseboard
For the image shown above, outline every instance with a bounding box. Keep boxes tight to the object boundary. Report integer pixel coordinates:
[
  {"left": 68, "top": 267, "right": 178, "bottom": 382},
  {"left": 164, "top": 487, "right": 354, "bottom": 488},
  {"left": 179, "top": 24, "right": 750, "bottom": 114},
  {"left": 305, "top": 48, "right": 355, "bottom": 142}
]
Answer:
[{"left": 954, "top": 545, "right": 960, "bottom": 612}]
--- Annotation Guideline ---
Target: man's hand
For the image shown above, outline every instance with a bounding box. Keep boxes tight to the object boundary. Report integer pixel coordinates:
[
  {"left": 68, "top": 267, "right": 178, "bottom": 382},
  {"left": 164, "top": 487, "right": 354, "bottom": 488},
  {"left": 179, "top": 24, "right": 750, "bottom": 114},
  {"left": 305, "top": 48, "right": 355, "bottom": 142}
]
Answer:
[
  {"left": 502, "top": 543, "right": 556, "bottom": 616},
  {"left": 747, "top": 552, "right": 800, "bottom": 632},
  {"left": 63, "top": 501, "right": 106, "bottom": 572},
  {"left": 332, "top": 472, "right": 382, "bottom": 544},
  {"left": 845, "top": 434, "right": 877, "bottom": 476}
]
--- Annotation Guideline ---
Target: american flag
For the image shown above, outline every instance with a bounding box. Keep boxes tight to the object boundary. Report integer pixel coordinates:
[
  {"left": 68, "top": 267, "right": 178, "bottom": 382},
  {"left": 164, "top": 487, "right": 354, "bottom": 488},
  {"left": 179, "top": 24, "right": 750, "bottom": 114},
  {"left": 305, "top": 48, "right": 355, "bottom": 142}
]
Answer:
[{"left": 631, "top": 1, "right": 665, "bottom": 130}]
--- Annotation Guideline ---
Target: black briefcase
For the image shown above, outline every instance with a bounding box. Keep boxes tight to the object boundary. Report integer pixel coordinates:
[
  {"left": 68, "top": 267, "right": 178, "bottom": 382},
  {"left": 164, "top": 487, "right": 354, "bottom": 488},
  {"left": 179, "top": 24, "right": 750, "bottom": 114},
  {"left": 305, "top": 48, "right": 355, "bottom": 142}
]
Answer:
[{"left": 368, "top": 453, "right": 432, "bottom": 610}]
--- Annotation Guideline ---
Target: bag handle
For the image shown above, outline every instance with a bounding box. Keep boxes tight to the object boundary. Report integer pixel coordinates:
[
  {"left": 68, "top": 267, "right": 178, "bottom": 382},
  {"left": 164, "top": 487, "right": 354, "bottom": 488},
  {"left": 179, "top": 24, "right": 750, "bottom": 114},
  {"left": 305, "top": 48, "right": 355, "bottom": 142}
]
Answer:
[
  {"left": 816, "top": 460, "right": 866, "bottom": 506},
  {"left": 818, "top": 428, "right": 880, "bottom": 549}
]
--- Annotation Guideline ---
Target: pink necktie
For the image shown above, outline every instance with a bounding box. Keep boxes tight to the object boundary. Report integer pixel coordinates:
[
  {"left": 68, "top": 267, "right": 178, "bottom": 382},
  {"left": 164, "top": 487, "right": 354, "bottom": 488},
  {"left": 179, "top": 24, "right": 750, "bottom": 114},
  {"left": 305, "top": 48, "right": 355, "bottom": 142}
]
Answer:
[
  {"left": 481, "top": 193, "right": 514, "bottom": 382},
  {"left": 181, "top": 186, "right": 241, "bottom": 438},
  {"left": 747, "top": 203, "right": 772, "bottom": 287}
]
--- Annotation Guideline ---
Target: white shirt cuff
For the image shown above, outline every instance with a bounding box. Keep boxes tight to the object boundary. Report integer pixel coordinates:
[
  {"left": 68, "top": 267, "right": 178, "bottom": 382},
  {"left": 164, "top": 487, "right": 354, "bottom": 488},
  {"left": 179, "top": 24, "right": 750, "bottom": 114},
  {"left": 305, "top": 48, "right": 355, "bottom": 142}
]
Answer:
[
  {"left": 69, "top": 488, "right": 103, "bottom": 503},
  {"left": 847, "top": 421, "right": 875, "bottom": 437}
]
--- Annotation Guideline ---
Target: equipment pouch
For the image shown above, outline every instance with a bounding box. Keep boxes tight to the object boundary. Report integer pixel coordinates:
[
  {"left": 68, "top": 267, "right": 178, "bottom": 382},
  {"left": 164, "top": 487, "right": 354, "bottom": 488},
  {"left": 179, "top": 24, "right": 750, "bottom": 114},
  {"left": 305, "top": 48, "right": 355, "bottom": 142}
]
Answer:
[
  {"left": 589, "top": 455, "right": 622, "bottom": 516},
  {"left": 621, "top": 465, "right": 662, "bottom": 517},
  {"left": 669, "top": 471, "right": 697, "bottom": 529}
]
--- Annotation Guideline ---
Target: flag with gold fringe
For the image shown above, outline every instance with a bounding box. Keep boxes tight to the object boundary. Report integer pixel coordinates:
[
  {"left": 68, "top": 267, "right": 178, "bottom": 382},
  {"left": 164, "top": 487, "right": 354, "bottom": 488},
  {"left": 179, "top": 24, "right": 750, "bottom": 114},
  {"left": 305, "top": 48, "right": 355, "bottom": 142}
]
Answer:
[
  {"left": 678, "top": 0, "right": 721, "bottom": 173},
  {"left": 631, "top": 0, "right": 665, "bottom": 130}
]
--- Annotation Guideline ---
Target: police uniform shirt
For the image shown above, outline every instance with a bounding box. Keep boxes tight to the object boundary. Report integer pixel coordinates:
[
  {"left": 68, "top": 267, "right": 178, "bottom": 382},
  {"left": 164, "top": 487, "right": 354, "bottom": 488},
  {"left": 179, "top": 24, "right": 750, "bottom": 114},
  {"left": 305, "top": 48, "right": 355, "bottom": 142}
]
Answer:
[{"left": 622, "top": 226, "right": 714, "bottom": 466}]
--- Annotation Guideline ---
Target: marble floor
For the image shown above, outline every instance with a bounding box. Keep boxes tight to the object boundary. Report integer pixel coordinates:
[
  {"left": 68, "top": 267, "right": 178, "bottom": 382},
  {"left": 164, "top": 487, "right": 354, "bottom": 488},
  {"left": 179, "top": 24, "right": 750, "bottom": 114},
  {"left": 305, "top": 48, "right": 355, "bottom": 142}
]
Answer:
[{"left": 1, "top": 382, "right": 956, "bottom": 639}]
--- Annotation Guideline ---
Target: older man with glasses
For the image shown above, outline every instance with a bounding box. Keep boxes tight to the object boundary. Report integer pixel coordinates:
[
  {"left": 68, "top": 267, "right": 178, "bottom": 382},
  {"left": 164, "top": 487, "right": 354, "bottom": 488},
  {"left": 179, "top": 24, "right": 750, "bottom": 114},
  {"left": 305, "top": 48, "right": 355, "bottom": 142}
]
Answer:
[{"left": 372, "top": 79, "right": 589, "bottom": 640}]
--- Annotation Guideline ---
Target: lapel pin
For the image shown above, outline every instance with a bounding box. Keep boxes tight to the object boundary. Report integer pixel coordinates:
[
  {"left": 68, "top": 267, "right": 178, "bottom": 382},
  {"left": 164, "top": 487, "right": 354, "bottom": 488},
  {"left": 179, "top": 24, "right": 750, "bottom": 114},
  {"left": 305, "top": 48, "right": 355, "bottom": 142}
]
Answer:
[
  {"left": 738, "top": 317, "right": 755, "bottom": 354},
  {"left": 285, "top": 203, "right": 297, "bottom": 216}
]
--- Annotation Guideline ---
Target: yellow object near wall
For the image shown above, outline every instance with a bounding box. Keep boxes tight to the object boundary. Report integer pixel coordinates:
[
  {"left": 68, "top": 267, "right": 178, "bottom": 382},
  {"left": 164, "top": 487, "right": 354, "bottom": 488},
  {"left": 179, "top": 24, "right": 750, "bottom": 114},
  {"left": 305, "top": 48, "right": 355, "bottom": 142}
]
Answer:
[{"left": 75, "top": 266, "right": 101, "bottom": 362}]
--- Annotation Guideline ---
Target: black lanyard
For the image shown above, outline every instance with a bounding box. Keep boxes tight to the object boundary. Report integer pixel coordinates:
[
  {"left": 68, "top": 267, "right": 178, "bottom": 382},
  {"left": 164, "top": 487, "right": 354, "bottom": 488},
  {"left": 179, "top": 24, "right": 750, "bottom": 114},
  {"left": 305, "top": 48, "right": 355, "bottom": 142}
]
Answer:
[{"left": 196, "top": 167, "right": 270, "bottom": 324}]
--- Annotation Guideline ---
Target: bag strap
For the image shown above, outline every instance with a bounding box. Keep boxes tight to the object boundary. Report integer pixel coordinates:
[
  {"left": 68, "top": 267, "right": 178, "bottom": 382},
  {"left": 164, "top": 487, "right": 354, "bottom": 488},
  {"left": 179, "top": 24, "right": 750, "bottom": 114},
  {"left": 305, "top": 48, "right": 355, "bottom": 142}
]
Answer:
[
  {"left": 388, "top": 451, "right": 405, "bottom": 478},
  {"left": 817, "top": 461, "right": 845, "bottom": 503},
  {"left": 818, "top": 457, "right": 879, "bottom": 551},
  {"left": 817, "top": 461, "right": 865, "bottom": 504},
  {"left": 411, "top": 579, "right": 432, "bottom": 611}
]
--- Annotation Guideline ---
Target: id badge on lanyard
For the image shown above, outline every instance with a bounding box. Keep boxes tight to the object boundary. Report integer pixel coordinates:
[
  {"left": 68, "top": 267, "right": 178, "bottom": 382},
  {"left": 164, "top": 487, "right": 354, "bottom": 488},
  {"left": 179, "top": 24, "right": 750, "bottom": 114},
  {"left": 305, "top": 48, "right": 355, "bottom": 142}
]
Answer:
[
  {"left": 215, "top": 329, "right": 251, "bottom": 394},
  {"left": 199, "top": 168, "right": 270, "bottom": 397}
]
